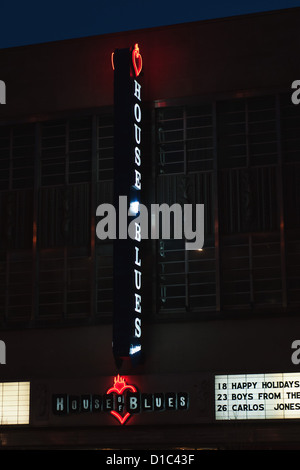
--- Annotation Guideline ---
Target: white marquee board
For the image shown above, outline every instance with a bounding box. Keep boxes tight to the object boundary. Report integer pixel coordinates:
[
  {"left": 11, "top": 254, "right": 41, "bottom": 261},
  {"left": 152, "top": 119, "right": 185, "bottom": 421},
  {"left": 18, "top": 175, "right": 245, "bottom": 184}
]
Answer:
[{"left": 215, "top": 373, "right": 300, "bottom": 420}]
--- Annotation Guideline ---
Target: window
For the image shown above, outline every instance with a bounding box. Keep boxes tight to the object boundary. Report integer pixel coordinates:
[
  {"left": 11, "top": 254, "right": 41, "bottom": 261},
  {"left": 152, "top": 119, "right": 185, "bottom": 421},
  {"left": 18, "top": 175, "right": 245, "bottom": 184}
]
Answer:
[
  {"left": 156, "top": 105, "right": 216, "bottom": 313},
  {"left": 0, "top": 124, "right": 35, "bottom": 324},
  {"left": 0, "top": 93, "right": 298, "bottom": 326},
  {"left": 41, "top": 117, "right": 92, "bottom": 186},
  {"left": 96, "top": 113, "right": 114, "bottom": 319},
  {"left": 155, "top": 93, "right": 300, "bottom": 316},
  {"left": 0, "top": 123, "right": 35, "bottom": 190},
  {"left": 0, "top": 113, "right": 115, "bottom": 326},
  {"left": 280, "top": 93, "right": 300, "bottom": 307}
]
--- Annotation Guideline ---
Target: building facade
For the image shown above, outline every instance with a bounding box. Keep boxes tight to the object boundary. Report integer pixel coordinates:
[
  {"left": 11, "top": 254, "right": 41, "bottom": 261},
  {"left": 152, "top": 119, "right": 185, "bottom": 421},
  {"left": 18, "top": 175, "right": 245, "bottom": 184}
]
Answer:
[{"left": 0, "top": 7, "right": 299, "bottom": 449}]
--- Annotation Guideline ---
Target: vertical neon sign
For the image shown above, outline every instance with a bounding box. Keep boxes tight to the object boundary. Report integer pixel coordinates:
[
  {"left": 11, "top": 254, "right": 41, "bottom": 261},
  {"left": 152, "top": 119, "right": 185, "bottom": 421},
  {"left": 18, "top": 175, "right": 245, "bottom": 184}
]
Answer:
[{"left": 112, "top": 44, "right": 143, "bottom": 366}]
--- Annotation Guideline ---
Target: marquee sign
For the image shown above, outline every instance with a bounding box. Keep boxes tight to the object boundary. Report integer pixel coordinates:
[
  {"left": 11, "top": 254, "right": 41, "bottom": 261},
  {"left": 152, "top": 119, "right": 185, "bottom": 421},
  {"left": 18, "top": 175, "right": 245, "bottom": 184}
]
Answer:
[
  {"left": 215, "top": 373, "right": 300, "bottom": 420},
  {"left": 52, "top": 375, "right": 189, "bottom": 425},
  {"left": 112, "top": 44, "right": 143, "bottom": 365}
]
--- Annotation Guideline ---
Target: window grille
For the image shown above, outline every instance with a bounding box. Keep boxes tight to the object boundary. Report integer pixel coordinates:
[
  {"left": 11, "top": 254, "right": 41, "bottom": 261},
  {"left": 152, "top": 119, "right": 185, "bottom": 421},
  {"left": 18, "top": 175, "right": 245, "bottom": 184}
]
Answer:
[
  {"left": 98, "top": 114, "right": 114, "bottom": 181},
  {"left": 156, "top": 104, "right": 216, "bottom": 314},
  {"left": 0, "top": 124, "right": 35, "bottom": 190},
  {"left": 155, "top": 93, "right": 300, "bottom": 315},
  {"left": 96, "top": 113, "right": 114, "bottom": 319},
  {"left": 40, "top": 117, "right": 92, "bottom": 186},
  {"left": 0, "top": 115, "right": 114, "bottom": 325},
  {"left": 0, "top": 91, "right": 299, "bottom": 326},
  {"left": 38, "top": 247, "right": 91, "bottom": 320},
  {"left": 280, "top": 93, "right": 300, "bottom": 308}
]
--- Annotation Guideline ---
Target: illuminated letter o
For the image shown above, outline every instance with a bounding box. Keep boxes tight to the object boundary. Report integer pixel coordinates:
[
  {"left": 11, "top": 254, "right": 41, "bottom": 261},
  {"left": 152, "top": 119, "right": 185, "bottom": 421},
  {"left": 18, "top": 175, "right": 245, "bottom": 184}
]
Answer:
[{"left": 134, "top": 103, "right": 141, "bottom": 123}]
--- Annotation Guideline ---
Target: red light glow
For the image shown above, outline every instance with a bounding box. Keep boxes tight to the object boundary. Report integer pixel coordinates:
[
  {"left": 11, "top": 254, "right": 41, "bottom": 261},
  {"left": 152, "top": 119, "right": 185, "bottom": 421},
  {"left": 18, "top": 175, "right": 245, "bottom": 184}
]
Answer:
[
  {"left": 132, "top": 43, "right": 142, "bottom": 77},
  {"left": 111, "top": 44, "right": 142, "bottom": 77},
  {"left": 111, "top": 52, "right": 115, "bottom": 70},
  {"left": 106, "top": 375, "right": 137, "bottom": 425},
  {"left": 106, "top": 374, "right": 136, "bottom": 395}
]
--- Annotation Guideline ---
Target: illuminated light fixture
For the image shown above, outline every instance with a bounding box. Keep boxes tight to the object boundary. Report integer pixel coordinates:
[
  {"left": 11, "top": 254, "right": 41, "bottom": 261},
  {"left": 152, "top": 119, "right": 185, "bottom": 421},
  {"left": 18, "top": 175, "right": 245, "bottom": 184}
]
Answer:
[
  {"left": 129, "top": 200, "right": 140, "bottom": 216},
  {"left": 0, "top": 382, "right": 30, "bottom": 425},
  {"left": 129, "top": 344, "right": 141, "bottom": 355}
]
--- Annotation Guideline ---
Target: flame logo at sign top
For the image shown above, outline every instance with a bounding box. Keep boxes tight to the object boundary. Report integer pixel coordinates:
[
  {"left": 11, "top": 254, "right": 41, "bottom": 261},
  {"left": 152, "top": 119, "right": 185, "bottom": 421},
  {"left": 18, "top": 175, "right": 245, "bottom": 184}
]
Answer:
[
  {"left": 111, "top": 52, "right": 115, "bottom": 70},
  {"left": 106, "top": 375, "right": 137, "bottom": 425},
  {"left": 132, "top": 43, "right": 142, "bottom": 77},
  {"left": 111, "top": 44, "right": 142, "bottom": 77}
]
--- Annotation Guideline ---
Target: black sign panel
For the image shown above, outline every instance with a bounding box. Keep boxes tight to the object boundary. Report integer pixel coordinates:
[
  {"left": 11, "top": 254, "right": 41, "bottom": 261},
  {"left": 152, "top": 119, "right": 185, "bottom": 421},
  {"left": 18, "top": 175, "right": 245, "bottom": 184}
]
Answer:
[{"left": 112, "top": 45, "right": 143, "bottom": 365}]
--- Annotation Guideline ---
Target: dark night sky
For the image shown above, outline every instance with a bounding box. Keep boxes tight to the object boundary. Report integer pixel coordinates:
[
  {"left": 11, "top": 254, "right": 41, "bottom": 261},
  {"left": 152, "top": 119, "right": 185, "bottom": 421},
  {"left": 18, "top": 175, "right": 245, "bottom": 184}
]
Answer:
[{"left": 1, "top": 0, "right": 300, "bottom": 49}]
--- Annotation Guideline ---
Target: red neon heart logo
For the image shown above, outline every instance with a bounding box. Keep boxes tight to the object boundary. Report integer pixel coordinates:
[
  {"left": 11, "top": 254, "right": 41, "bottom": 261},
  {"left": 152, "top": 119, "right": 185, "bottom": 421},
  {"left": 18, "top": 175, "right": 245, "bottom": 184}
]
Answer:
[
  {"left": 132, "top": 43, "right": 142, "bottom": 77},
  {"left": 110, "top": 410, "right": 131, "bottom": 425},
  {"left": 106, "top": 375, "right": 137, "bottom": 425}
]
